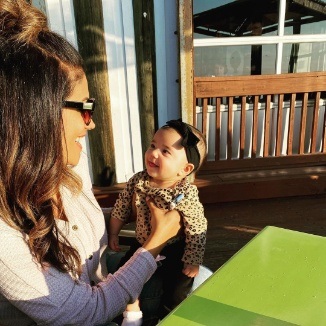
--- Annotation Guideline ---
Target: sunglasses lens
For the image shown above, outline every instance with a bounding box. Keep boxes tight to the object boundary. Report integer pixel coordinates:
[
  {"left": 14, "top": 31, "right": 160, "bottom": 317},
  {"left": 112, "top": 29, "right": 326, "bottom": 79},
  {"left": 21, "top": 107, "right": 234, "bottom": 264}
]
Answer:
[
  {"left": 63, "top": 98, "right": 95, "bottom": 125},
  {"left": 81, "top": 110, "right": 92, "bottom": 125}
]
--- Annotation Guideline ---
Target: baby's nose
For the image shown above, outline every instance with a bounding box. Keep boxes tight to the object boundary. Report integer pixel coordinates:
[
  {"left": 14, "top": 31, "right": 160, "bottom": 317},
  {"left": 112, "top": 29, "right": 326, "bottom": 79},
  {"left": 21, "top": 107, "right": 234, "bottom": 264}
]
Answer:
[{"left": 151, "top": 148, "right": 159, "bottom": 158}]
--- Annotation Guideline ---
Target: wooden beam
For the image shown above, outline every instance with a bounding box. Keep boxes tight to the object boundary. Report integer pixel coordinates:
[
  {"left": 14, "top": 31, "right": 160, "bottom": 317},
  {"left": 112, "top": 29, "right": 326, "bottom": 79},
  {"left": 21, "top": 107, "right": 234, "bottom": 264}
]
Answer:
[
  {"left": 199, "top": 153, "right": 326, "bottom": 174},
  {"left": 133, "top": 0, "right": 157, "bottom": 156},
  {"left": 179, "top": 0, "right": 193, "bottom": 124},
  {"left": 73, "top": 0, "right": 116, "bottom": 186},
  {"left": 194, "top": 72, "right": 326, "bottom": 98}
]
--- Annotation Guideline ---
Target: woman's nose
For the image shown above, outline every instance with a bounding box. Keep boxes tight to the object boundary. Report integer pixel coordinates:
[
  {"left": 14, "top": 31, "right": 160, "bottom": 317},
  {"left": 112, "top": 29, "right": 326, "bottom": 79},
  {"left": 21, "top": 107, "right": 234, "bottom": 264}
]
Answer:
[{"left": 86, "top": 119, "right": 95, "bottom": 130}]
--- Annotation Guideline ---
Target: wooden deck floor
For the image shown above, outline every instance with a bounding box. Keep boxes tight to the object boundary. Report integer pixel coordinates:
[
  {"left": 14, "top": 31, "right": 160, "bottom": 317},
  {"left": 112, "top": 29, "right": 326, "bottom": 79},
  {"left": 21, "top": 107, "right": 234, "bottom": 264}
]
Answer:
[{"left": 203, "top": 193, "right": 326, "bottom": 272}]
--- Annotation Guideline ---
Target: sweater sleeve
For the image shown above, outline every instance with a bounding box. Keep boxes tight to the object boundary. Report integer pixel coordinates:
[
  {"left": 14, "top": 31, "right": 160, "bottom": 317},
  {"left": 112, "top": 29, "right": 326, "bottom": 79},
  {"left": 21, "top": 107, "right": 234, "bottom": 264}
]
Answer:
[
  {"left": 0, "top": 224, "right": 157, "bottom": 326},
  {"left": 178, "top": 185, "right": 207, "bottom": 265}
]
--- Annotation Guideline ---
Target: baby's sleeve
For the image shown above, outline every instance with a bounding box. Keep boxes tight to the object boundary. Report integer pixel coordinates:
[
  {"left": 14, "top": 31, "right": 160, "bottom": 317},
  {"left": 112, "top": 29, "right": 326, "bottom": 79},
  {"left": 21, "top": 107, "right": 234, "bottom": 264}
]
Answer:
[
  {"left": 179, "top": 186, "right": 207, "bottom": 265},
  {"left": 111, "top": 172, "right": 140, "bottom": 222}
]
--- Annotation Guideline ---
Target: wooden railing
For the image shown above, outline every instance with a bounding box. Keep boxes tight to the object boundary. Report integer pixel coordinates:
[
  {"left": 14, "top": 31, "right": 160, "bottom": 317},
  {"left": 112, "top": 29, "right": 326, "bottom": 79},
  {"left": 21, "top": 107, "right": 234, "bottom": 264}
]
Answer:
[{"left": 194, "top": 72, "right": 326, "bottom": 173}]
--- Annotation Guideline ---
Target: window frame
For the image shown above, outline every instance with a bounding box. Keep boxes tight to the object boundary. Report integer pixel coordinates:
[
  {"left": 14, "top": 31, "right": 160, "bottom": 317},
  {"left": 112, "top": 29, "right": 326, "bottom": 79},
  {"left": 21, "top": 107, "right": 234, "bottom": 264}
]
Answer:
[{"left": 192, "top": 0, "right": 326, "bottom": 74}]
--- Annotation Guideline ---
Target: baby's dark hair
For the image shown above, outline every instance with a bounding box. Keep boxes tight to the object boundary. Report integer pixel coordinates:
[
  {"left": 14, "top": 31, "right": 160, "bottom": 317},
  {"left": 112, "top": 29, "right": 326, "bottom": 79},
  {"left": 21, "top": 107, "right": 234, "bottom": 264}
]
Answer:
[{"left": 162, "top": 119, "right": 207, "bottom": 173}]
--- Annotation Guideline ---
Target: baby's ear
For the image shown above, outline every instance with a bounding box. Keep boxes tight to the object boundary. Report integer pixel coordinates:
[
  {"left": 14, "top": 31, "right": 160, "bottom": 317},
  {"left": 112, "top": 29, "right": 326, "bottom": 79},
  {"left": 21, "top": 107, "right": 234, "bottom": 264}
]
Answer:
[{"left": 183, "top": 163, "right": 194, "bottom": 176}]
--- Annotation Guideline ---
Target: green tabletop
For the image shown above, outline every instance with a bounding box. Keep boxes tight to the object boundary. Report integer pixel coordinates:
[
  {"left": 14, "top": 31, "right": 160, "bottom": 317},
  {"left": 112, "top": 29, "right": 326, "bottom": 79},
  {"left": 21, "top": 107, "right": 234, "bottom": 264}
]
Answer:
[{"left": 159, "top": 226, "right": 326, "bottom": 326}]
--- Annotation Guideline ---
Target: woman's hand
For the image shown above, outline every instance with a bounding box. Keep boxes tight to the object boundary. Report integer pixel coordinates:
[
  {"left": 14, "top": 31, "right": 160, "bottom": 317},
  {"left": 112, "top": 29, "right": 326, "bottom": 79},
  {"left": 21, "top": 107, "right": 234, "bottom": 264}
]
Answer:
[{"left": 142, "top": 197, "right": 182, "bottom": 257}]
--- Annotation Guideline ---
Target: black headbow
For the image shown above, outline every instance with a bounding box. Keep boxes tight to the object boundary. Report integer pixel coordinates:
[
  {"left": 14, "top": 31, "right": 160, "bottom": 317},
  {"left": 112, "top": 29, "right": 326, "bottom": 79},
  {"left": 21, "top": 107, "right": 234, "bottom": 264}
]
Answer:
[{"left": 165, "top": 119, "right": 201, "bottom": 171}]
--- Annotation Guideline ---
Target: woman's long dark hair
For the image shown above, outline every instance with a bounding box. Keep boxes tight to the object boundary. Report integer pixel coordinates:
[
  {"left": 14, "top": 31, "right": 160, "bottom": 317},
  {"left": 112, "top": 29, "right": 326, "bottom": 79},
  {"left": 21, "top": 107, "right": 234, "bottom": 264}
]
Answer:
[{"left": 0, "top": 0, "right": 85, "bottom": 277}]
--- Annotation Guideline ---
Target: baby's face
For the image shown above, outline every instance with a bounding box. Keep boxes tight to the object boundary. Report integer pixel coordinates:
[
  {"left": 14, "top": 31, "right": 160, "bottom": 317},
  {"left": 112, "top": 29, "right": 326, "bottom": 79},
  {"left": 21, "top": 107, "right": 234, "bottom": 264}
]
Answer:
[{"left": 145, "top": 127, "right": 189, "bottom": 184}]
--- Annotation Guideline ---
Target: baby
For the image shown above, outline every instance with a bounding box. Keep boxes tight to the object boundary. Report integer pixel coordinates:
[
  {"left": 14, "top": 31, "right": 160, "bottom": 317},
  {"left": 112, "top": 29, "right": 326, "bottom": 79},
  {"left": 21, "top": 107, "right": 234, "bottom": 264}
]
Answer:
[{"left": 109, "top": 119, "right": 207, "bottom": 324}]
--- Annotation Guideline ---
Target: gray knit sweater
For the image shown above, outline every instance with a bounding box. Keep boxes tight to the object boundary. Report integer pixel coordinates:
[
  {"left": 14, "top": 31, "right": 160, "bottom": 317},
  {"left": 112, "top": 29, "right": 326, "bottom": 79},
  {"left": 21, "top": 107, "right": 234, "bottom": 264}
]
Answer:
[{"left": 0, "top": 152, "right": 157, "bottom": 325}]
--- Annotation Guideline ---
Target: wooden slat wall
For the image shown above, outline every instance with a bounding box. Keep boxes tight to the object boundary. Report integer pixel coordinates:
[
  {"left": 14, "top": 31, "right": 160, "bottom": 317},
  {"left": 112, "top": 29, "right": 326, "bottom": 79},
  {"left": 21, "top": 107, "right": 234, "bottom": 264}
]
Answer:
[{"left": 194, "top": 72, "right": 326, "bottom": 173}]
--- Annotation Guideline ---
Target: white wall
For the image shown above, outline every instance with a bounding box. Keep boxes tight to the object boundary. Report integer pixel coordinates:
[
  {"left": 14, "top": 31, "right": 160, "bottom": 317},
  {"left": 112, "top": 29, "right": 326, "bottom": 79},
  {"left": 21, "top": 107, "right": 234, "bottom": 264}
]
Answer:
[
  {"left": 154, "top": 0, "right": 180, "bottom": 127},
  {"left": 102, "top": 0, "right": 143, "bottom": 182}
]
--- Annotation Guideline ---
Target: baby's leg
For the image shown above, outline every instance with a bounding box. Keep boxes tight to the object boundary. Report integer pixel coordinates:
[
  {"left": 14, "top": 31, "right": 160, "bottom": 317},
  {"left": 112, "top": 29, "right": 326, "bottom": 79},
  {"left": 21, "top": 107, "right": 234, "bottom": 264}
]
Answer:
[{"left": 160, "top": 240, "right": 194, "bottom": 315}]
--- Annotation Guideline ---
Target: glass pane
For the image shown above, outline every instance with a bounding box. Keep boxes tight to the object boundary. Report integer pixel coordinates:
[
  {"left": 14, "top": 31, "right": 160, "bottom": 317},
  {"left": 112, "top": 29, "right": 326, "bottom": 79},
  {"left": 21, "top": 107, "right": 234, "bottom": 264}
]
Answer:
[
  {"left": 193, "top": 0, "right": 279, "bottom": 39},
  {"left": 284, "top": 0, "right": 326, "bottom": 35},
  {"left": 282, "top": 42, "right": 326, "bottom": 73},
  {"left": 194, "top": 44, "right": 277, "bottom": 76}
]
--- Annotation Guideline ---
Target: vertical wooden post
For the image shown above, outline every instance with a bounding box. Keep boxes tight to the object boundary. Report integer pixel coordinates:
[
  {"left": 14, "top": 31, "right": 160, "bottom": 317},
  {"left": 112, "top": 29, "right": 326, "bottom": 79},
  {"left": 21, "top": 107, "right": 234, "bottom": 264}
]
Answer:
[
  {"left": 73, "top": 0, "right": 115, "bottom": 186},
  {"left": 133, "top": 0, "right": 157, "bottom": 156},
  {"left": 179, "top": 0, "right": 194, "bottom": 182},
  {"left": 179, "top": 0, "right": 193, "bottom": 124}
]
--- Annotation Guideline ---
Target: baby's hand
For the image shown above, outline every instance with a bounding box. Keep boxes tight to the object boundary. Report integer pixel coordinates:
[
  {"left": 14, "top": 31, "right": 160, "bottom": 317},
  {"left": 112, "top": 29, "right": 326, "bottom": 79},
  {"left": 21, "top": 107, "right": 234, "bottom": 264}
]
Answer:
[
  {"left": 108, "top": 234, "right": 121, "bottom": 252},
  {"left": 182, "top": 264, "right": 199, "bottom": 278}
]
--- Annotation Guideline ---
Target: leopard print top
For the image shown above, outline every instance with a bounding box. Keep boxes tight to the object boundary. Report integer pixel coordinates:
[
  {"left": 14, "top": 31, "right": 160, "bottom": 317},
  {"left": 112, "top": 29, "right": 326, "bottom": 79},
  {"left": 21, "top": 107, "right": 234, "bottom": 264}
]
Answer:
[{"left": 111, "top": 170, "right": 207, "bottom": 265}]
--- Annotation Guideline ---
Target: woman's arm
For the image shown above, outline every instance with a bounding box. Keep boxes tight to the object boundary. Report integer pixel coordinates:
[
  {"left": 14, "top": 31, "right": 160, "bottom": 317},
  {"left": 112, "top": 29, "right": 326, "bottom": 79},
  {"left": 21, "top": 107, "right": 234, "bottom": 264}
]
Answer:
[{"left": 0, "top": 198, "right": 181, "bottom": 325}]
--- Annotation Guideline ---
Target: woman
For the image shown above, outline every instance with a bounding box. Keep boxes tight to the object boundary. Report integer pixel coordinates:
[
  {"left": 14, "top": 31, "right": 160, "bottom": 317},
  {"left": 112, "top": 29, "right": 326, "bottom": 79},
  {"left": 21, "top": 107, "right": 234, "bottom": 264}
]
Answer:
[{"left": 0, "top": 1, "right": 180, "bottom": 325}]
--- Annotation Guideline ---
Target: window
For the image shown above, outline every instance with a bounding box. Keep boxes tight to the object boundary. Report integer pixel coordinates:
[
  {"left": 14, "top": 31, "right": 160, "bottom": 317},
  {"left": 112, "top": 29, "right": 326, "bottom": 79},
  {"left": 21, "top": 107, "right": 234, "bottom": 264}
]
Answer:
[{"left": 193, "top": 0, "right": 326, "bottom": 76}]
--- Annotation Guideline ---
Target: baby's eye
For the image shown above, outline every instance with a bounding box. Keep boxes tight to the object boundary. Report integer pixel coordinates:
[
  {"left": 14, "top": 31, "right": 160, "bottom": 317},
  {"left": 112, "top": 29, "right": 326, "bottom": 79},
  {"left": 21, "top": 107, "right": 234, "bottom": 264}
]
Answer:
[
  {"left": 149, "top": 143, "right": 155, "bottom": 149},
  {"left": 162, "top": 149, "right": 171, "bottom": 155}
]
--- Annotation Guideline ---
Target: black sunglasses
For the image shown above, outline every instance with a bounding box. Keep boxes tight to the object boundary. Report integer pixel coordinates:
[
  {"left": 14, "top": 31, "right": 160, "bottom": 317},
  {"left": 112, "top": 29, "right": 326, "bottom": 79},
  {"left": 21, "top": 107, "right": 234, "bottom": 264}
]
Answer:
[{"left": 63, "top": 98, "right": 95, "bottom": 126}]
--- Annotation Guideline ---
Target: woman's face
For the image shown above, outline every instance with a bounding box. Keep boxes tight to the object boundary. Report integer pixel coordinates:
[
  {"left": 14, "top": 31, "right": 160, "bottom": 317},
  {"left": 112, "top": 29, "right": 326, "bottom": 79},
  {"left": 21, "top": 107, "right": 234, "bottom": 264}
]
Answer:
[{"left": 62, "top": 74, "right": 95, "bottom": 166}]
